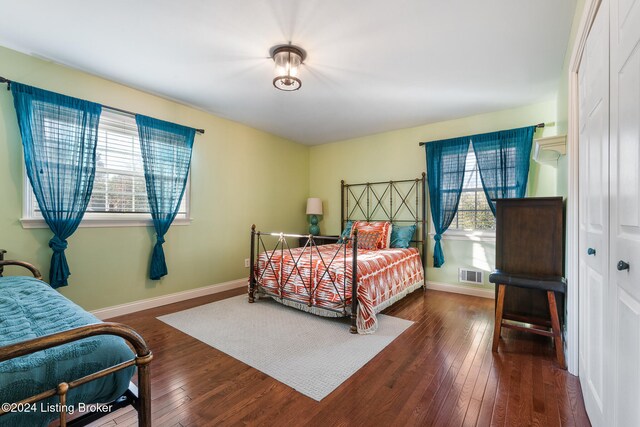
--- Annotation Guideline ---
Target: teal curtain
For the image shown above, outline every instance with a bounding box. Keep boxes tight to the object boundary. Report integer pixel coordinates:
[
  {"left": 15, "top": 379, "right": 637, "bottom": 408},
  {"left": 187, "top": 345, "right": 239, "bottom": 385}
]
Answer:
[
  {"left": 425, "top": 137, "right": 470, "bottom": 267},
  {"left": 136, "top": 115, "right": 195, "bottom": 280},
  {"left": 471, "top": 126, "right": 536, "bottom": 215},
  {"left": 11, "top": 83, "right": 101, "bottom": 288}
]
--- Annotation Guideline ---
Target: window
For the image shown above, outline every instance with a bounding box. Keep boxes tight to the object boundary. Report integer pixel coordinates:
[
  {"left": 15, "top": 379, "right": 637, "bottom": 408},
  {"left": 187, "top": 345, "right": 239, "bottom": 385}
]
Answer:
[
  {"left": 22, "top": 108, "right": 190, "bottom": 227},
  {"left": 448, "top": 146, "right": 495, "bottom": 232}
]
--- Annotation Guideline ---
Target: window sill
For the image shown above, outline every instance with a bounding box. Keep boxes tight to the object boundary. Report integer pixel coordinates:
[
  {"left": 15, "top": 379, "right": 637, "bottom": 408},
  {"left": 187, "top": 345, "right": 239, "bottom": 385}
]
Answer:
[
  {"left": 20, "top": 217, "right": 193, "bottom": 229},
  {"left": 429, "top": 230, "right": 496, "bottom": 242}
]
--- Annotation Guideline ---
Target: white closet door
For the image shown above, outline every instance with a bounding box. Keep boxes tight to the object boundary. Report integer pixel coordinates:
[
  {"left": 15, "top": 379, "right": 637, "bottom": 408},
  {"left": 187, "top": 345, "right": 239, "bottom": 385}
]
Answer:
[
  {"left": 578, "top": 1, "right": 610, "bottom": 425},
  {"left": 611, "top": 0, "right": 640, "bottom": 424}
]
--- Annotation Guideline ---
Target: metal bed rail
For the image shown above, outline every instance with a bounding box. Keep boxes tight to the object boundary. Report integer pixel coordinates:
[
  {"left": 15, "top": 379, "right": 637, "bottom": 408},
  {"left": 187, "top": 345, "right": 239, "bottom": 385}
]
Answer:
[
  {"left": 248, "top": 225, "right": 360, "bottom": 333},
  {"left": 0, "top": 259, "right": 152, "bottom": 427}
]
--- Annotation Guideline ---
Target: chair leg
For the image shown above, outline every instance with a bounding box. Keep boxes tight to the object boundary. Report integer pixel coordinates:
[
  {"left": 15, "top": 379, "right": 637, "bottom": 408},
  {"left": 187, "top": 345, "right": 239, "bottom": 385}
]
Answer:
[
  {"left": 547, "top": 290, "right": 566, "bottom": 369},
  {"left": 492, "top": 284, "right": 506, "bottom": 352}
]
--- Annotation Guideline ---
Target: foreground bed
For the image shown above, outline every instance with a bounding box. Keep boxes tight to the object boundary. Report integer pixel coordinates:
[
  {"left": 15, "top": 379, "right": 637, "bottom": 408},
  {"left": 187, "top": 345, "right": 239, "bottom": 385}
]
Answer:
[
  {"left": 0, "top": 258, "right": 152, "bottom": 427},
  {"left": 248, "top": 175, "right": 427, "bottom": 334}
]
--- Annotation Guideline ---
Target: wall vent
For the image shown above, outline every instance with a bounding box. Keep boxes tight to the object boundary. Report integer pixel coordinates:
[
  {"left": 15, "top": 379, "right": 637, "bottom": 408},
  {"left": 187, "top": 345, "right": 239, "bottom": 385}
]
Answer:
[{"left": 459, "top": 268, "right": 483, "bottom": 284}]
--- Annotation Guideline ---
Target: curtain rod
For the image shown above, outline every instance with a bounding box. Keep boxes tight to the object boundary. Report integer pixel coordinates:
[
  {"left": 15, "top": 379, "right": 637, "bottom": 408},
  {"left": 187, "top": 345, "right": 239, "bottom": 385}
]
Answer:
[
  {"left": 0, "top": 76, "right": 205, "bottom": 135},
  {"left": 417, "top": 122, "right": 549, "bottom": 146}
]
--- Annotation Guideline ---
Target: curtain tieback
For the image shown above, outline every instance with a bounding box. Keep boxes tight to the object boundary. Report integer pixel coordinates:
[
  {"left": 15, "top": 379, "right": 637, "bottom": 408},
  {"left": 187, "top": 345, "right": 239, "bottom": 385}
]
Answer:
[
  {"left": 49, "top": 236, "right": 68, "bottom": 252},
  {"left": 434, "top": 234, "right": 442, "bottom": 242},
  {"left": 156, "top": 235, "right": 166, "bottom": 245}
]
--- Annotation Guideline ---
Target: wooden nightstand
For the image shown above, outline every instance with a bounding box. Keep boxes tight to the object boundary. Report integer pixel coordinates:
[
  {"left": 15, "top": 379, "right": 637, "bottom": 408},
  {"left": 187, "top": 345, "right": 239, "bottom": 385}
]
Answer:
[{"left": 298, "top": 235, "right": 340, "bottom": 247}]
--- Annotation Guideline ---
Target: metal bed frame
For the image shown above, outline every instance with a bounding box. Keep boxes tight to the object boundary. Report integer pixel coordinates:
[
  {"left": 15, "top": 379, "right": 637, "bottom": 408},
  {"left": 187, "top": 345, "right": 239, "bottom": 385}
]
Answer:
[
  {"left": 248, "top": 174, "right": 427, "bottom": 333},
  {"left": 0, "top": 255, "right": 152, "bottom": 427}
]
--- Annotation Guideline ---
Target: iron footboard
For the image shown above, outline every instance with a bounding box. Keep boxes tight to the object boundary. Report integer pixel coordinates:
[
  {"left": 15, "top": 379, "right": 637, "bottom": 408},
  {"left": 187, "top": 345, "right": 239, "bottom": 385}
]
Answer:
[{"left": 248, "top": 225, "right": 360, "bottom": 333}]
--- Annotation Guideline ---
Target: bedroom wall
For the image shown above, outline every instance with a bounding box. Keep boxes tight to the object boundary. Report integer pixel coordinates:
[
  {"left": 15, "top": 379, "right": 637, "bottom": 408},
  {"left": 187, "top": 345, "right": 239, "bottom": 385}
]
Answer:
[
  {"left": 557, "top": 0, "right": 587, "bottom": 136},
  {"left": 0, "top": 33, "right": 575, "bottom": 308},
  {"left": 555, "top": 0, "right": 587, "bottom": 198},
  {"left": 0, "top": 46, "right": 309, "bottom": 311},
  {"left": 308, "top": 101, "right": 561, "bottom": 291}
]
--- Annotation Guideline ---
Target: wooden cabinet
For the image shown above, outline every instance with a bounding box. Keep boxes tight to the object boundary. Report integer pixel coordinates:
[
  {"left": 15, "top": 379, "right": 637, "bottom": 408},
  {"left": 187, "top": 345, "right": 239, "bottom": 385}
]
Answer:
[
  {"left": 298, "top": 236, "right": 339, "bottom": 247},
  {"left": 494, "top": 197, "right": 564, "bottom": 324}
]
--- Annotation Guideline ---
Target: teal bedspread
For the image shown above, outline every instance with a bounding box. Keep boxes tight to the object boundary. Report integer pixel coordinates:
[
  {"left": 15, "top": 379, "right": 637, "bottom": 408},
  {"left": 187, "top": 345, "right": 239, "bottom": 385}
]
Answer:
[{"left": 0, "top": 276, "right": 135, "bottom": 427}]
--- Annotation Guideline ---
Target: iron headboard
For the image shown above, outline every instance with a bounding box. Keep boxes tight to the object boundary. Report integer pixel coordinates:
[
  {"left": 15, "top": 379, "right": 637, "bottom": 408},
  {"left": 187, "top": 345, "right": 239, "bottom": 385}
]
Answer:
[{"left": 341, "top": 173, "right": 427, "bottom": 272}]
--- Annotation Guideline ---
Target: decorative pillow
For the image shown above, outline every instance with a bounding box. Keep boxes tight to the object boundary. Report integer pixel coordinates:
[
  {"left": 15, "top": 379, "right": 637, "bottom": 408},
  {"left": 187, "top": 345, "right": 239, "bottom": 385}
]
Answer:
[
  {"left": 348, "top": 230, "right": 382, "bottom": 250},
  {"left": 390, "top": 224, "right": 417, "bottom": 248},
  {"left": 350, "top": 221, "right": 392, "bottom": 249},
  {"left": 338, "top": 221, "right": 353, "bottom": 243}
]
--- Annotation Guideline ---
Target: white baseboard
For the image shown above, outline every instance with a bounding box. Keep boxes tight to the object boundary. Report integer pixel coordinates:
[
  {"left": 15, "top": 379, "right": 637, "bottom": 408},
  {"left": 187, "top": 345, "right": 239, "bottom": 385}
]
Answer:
[
  {"left": 91, "top": 278, "right": 491, "bottom": 320},
  {"left": 91, "top": 278, "right": 247, "bottom": 320},
  {"left": 426, "top": 281, "right": 495, "bottom": 299}
]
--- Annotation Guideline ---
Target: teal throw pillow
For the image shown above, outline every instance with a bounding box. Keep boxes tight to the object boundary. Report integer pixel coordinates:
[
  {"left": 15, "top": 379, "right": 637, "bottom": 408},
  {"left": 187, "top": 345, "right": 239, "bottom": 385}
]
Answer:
[{"left": 390, "top": 224, "right": 417, "bottom": 248}]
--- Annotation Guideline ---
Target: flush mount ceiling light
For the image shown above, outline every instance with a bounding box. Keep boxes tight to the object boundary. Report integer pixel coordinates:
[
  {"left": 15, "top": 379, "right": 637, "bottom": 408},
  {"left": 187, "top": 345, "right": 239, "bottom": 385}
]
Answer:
[{"left": 271, "top": 45, "right": 306, "bottom": 91}]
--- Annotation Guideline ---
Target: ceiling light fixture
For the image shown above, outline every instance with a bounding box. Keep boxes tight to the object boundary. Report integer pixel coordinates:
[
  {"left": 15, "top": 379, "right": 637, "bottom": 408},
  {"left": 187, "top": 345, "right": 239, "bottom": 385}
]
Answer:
[{"left": 271, "top": 45, "right": 306, "bottom": 91}]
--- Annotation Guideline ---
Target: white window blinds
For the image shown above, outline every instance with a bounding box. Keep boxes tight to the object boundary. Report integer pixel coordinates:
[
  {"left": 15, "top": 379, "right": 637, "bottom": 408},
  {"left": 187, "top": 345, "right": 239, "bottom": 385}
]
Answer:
[{"left": 26, "top": 108, "right": 188, "bottom": 224}]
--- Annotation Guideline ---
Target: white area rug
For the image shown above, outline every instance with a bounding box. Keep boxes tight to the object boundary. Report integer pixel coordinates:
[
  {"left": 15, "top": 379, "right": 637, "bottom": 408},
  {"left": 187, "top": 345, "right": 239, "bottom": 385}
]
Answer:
[{"left": 158, "top": 295, "right": 413, "bottom": 401}]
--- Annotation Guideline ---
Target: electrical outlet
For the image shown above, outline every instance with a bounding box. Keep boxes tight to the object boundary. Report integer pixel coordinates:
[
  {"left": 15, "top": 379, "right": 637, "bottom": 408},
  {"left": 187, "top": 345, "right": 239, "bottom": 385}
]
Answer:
[{"left": 244, "top": 258, "right": 250, "bottom": 268}]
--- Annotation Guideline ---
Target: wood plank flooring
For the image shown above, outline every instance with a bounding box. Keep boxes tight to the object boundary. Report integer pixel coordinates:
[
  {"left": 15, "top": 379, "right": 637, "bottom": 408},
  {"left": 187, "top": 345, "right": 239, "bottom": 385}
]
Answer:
[{"left": 91, "top": 288, "right": 590, "bottom": 427}]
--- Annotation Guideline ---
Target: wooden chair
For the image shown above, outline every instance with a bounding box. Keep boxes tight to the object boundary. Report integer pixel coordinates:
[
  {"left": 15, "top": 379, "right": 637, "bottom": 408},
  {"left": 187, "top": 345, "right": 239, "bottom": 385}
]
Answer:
[{"left": 490, "top": 270, "right": 567, "bottom": 369}]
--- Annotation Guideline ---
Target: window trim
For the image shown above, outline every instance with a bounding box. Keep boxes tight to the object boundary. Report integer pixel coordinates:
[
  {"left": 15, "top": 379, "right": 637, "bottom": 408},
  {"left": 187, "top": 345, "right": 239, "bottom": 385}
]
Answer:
[
  {"left": 426, "top": 144, "right": 533, "bottom": 242},
  {"left": 21, "top": 170, "right": 192, "bottom": 228},
  {"left": 428, "top": 147, "right": 495, "bottom": 240},
  {"left": 20, "top": 216, "right": 193, "bottom": 229},
  {"left": 20, "top": 107, "right": 193, "bottom": 229},
  {"left": 428, "top": 217, "right": 496, "bottom": 242},
  {"left": 448, "top": 147, "right": 496, "bottom": 233}
]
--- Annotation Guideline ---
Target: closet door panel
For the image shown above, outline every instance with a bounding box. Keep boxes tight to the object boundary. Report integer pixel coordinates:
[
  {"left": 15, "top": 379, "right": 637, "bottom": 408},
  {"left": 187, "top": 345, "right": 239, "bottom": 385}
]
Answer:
[
  {"left": 578, "top": 3, "right": 610, "bottom": 425},
  {"left": 617, "top": 47, "right": 640, "bottom": 235},
  {"left": 611, "top": 0, "right": 640, "bottom": 425},
  {"left": 615, "top": 289, "right": 640, "bottom": 426},
  {"left": 618, "top": 0, "right": 640, "bottom": 56},
  {"left": 587, "top": 101, "right": 607, "bottom": 238}
]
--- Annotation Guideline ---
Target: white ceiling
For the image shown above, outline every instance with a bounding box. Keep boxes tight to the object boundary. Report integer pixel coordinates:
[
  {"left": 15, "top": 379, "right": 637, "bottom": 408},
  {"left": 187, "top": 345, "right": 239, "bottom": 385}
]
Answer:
[{"left": 0, "top": 0, "right": 576, "bottom": 145}]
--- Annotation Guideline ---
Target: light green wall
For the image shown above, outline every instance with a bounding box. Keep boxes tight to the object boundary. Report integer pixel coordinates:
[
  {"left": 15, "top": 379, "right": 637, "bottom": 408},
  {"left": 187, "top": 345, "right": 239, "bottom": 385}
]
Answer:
[
  {"left": 555, "top": 0, "right": 587, "bottom": 198},
  {"left": 557, "top": 0, "right": 587, "bottom": 135},
  {"left": 0, "top": 46, "right": 309, "bottom": 310},
  {"left": 309, "top": 101, "right": 560, "bottom": 289}
]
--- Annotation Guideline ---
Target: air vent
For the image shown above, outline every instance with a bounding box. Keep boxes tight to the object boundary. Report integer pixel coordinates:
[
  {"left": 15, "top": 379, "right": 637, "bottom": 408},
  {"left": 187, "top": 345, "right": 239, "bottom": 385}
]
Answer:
[{"left": 459, "top": 268, "right": 483, "bottom": 284}]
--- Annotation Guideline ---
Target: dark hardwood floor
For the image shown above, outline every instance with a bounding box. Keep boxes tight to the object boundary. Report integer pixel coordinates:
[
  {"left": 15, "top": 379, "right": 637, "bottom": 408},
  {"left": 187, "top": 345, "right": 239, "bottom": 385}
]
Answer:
[{"left": 92, "top": 288, "right": 590, "bottom": 427}]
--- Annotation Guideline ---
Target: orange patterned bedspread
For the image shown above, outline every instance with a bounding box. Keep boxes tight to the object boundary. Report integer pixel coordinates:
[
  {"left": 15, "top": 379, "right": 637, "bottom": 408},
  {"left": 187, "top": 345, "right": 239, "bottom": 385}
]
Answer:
[{"left": 254, "top": 243, "right": 424, "bottom": 333}]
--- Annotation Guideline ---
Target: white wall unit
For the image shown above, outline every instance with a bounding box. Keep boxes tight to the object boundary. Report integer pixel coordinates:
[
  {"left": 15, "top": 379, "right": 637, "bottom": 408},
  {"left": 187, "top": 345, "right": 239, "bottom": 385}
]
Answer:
[{"left": 533, "top": 135, "right": 567, "bottom": 163}]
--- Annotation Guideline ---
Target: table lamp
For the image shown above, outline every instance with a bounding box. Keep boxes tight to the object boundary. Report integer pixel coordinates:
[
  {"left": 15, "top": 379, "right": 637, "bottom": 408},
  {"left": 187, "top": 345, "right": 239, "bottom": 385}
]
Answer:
[{"left": 306, "top": 198, "right": 323, "bottom": 235}]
